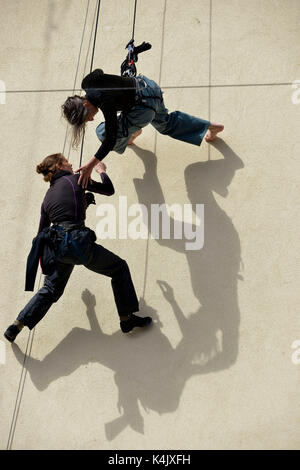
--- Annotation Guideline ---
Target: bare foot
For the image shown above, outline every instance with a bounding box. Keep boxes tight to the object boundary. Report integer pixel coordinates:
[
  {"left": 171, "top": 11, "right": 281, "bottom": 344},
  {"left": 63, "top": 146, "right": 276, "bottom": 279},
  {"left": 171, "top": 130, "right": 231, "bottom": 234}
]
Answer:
[
  {"left": 128, "top": 129, "right": 142, "bottom": 145},
  {"left": 205, "top": 123, "right": 224, "bottom": 142}
]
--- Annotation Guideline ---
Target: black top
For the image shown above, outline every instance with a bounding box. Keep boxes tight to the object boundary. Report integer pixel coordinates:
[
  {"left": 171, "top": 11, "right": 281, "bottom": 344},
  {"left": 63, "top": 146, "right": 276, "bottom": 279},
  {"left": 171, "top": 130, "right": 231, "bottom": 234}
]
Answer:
[
  {"left": 38, "top": 170, "right": 114, "bottom": 233},
  {"left": 81, "top": 69, "right": 137, "bottom": 161}
]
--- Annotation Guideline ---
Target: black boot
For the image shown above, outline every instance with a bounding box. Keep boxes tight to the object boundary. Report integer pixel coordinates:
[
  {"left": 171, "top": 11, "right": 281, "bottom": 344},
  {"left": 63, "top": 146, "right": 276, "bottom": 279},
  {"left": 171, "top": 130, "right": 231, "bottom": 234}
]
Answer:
[
  {"left": 4, "top": 324, "right": 22, "bottom": 343},
  {"left": 120, "top": 314, "right": 152, "bottom": 333}
]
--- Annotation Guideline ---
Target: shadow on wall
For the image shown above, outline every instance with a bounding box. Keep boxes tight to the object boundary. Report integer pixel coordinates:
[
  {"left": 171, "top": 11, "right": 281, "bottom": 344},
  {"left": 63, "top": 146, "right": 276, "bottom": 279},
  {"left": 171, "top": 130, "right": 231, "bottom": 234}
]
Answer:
[
  {"left": 132, "top": 138, "right": 244, "bottom": 372},
  {"left": 12, "top": 138, "right": 244, "bottom": 440}
]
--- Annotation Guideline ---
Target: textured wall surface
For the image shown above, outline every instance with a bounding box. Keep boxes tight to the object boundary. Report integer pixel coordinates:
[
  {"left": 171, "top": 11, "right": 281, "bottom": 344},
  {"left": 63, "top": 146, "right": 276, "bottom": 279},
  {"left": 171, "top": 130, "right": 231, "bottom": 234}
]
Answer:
[{"left": 0, "top": 0, "right": 299, "bottom": 450}]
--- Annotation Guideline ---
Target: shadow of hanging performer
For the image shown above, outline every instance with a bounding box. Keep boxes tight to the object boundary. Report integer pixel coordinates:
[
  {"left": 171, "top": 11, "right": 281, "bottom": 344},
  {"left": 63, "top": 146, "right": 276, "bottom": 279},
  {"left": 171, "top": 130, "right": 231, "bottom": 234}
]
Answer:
[
  {"left": 131, "top": 139, "right": 244, "bottom": 371},
  {"left": 61, "top": 44, "right": 224, "bottom": 188}
]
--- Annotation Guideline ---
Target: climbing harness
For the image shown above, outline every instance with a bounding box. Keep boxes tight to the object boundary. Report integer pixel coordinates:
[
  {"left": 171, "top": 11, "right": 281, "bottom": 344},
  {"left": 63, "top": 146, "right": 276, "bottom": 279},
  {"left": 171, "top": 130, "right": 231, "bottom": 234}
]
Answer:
[
  {"left": 119, "top": 76, "right": 164, "bottom": 137},
  {"left": 120, "top": 0, "right": 152, "bottom": 77},
  {"left": 54, "top": 223, "right": 88, "bottom": 265},
  {"left": 134, "top": 75, "right": 163, "bottom": 111},
  {"left": 120, "top": 39, "right": 152, "bottom": 77}
]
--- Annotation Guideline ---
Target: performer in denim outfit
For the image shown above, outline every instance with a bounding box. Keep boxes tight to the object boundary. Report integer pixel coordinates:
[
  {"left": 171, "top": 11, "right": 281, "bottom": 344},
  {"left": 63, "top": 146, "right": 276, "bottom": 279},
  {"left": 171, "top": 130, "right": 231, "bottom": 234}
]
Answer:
[{"left": 62, "top": 69, "right": 224, "bottom": 188}]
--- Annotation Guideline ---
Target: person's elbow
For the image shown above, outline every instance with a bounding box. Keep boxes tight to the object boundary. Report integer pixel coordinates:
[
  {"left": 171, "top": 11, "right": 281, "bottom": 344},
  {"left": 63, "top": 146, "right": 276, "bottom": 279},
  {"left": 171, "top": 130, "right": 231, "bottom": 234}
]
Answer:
[
  {"left": 104, "top": 132, "right": 117, "bottom": 151},
  {"left": 107, "top": 185, "right": 115, "bottom": 196}
]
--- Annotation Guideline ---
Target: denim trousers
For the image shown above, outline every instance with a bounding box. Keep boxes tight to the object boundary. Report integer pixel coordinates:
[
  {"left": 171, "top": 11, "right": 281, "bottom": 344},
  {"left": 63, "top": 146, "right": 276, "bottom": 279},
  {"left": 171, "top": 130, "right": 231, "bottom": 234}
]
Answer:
[
  {"left": 96, "top": 74, "right": 210, "bottom": 153},
  {"left": 17, "top": 227, "right": 139, "bottom": 330}
]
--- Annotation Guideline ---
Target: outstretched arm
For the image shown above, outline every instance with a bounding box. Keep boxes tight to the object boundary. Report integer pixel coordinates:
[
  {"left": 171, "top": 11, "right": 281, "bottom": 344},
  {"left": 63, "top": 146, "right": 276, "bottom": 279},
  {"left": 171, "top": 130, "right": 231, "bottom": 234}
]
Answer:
[
  {"left": 157, "top": 280, "right": 188, "bottom": 335},
  {"left": 94, "top": 101, "right": 118, "bottom": 161},
  {"left": 84, "top": 162, "right": 115, "bottom": 196},
  {"left": 76, "top": 100, "right": 118, "bottom": 188}
]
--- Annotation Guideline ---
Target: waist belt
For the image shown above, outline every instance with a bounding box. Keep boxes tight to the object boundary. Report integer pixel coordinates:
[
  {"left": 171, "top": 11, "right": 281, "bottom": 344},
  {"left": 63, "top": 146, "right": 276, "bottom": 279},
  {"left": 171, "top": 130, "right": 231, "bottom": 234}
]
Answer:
[
  {"left": 134, "top": 76, "right": 147, "bottom": 99},
  {"left": 54, "top": 220, "right": 85, "bottom": 231},
  {"left": 54, "top": 222, "right": 87, "bottom": 264},
  {"left": 121, "top": 76, "right": 163, "bottom": 138}
]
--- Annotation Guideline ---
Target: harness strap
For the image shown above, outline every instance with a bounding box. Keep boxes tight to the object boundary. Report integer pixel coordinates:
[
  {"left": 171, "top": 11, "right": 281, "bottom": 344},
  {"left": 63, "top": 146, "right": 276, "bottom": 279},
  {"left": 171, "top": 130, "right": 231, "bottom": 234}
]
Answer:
[
  {"left": 120, "top": 77, "right": 163, "bottom": 136},
  {"left": 55, "top": 226, "right": 87, "bottom": 264},
  {"left": 121, "top": 114, "right": 130, "bottom": 137},
  {"left": 135, "top": 76, "right": 163, "bottom": 108},
  {"left": 69, "top": 232, "right": 87, "bottom": 264}
]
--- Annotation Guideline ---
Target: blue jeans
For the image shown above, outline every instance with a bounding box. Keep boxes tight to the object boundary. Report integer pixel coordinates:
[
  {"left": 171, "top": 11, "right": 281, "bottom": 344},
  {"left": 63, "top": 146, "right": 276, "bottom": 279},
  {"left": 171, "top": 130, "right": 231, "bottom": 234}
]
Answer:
[{"left": 96, "top": 75, "right": 210, "bottom": 154}]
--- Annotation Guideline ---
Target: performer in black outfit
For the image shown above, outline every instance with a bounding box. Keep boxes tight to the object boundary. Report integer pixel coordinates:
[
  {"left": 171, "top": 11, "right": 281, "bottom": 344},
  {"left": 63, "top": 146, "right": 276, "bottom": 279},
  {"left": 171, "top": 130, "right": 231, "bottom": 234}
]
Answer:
[
  {"left": 4, "top": 153, "right": 151, "bottom": 343},
  {"left": 62, "top": 69, "right": 224, "bottom": 187}
]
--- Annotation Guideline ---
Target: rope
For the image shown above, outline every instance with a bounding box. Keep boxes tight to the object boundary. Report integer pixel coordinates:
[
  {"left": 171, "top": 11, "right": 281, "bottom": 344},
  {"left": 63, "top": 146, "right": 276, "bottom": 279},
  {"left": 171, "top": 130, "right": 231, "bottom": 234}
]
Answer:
[
  {"left": 208, "top": 0, "right": 212, "bottom": 161},
  {"left": 79, "top": 0, "right": 101, "bottom": 168},
  {"left": 6, "top": 0, "right": 93, "bottom": 451},
  {"left": 90, "top": 0, "right": 101, "bottom": 73},
  {"left": 67, "top": 0, "right": 100, "bottom": 161},
  {"left": 63, "top": 0, "right": 91, "bottom": 156},
  {"left": 6, "top": 1, "right": 148, "bottom": 449},
  {"left": 131, "top": 0, "right": 138, "bottom": 40},
  {"left": 82, "top": 0, "right": 100, "bottom": 86}
]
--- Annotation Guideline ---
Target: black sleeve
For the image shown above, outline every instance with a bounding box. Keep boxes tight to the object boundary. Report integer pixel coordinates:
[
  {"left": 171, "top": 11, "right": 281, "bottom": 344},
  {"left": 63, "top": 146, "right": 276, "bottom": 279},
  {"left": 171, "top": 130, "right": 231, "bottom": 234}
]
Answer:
[
  {"left": 94, "top": 97, "right": 118, "bottom": 161},
  {"left": 84, "top": 172, "right": 115, "bottom": 196},
  {"left": 38, "top": 202, "right": 50, "bottom": 234}
]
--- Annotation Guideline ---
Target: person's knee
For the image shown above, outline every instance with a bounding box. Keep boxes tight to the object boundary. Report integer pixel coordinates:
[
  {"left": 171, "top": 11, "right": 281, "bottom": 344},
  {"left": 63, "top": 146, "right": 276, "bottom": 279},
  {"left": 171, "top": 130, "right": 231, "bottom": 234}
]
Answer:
[
  {"left": 96, "top": 123, "right": 105, "bottom": 142},
  {"left": 51, "top": 289, "right": 65, "bottom": 303},
  {"left": 151, "top": 117, "right": 169, "bottom": 135},
  {"left": 114, "top": 258, "right": 131, "bottom": 279},
  {"left": 42, "top": 282, "right": 65, "bottom": 303},
  {"left": 119, "top": 258, "right": 130, "bottom": 272},
  {"left": 156, "top": 126, "right": 169, "bottom": 135}
]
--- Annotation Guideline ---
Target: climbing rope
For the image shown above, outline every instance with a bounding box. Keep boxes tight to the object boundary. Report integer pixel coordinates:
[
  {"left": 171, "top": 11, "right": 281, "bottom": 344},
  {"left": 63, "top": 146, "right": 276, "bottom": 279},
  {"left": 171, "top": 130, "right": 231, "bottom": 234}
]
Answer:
[
  {"left": 6, "top": 0, "right": 94, "bottom": 451},
  {"left": 75, "top": 0, "right": 152, "bottom": 300},
  {"left": 120, "top": 0, "right": 152, "bottom": 77},
  {"left": 90, "top": 0, "right": 101, "bottom": 72},
  {"left": 79, "top": 0, "right": 102, "bottom": 168},
  {"left": 67, "top": 0, "right": 99, "bottom": 161},
  {"left": 62, "top": 0, "right": 91, "bottom": 156},
  {"left": 132, "top": 0, "right": 138, "bottom": 41}
]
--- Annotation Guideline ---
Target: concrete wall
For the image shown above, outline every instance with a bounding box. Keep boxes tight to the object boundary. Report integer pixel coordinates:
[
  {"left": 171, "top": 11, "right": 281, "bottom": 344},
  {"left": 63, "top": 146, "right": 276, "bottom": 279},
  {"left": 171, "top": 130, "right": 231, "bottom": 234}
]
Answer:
[{"left": 0, "top": 0, "right": 299, "bottom": 450}]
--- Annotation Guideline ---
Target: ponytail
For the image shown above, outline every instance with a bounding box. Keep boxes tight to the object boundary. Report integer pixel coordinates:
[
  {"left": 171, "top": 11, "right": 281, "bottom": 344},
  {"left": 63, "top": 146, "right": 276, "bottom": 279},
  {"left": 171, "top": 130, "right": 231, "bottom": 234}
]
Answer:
[
  {"left": 61, "top": 95, "right": 89, "bottom": 148},
  {"left": 36, "top": 153, "right": 64, "bottom": 182}
]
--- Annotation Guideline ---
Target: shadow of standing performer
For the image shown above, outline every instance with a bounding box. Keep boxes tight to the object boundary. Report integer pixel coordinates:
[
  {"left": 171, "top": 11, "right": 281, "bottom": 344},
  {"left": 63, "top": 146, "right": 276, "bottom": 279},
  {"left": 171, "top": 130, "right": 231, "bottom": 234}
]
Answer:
[{"left": 11, "top": 289, "right": 209, "bottom": 440}]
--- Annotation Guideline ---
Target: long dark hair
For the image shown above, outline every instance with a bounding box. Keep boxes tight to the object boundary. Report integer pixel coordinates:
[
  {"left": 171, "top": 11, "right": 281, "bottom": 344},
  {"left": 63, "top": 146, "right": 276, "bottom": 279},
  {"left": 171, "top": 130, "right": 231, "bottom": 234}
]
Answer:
[
  {"left": 61, "top": 95, "right": 89, "bottom": 148},
  {"left": 36, "top": 153, "right": 65, "bottom": 182}
]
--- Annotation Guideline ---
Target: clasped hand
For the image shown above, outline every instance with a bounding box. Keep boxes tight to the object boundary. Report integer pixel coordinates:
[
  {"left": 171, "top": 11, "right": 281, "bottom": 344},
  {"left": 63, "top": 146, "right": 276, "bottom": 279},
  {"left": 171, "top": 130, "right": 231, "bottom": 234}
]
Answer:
[{"left": 76, "top": 157, "right": 106, "bottom": 188}]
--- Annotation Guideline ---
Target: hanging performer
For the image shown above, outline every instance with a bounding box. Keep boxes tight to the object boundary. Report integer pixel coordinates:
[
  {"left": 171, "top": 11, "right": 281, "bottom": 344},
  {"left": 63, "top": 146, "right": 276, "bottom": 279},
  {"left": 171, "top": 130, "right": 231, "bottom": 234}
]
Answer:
[
  {"left": 61, "top": 44, "right": 224, "bottom": 188},
  {"left": 3, "top": 153, "right": 152, "bottom": 343}
]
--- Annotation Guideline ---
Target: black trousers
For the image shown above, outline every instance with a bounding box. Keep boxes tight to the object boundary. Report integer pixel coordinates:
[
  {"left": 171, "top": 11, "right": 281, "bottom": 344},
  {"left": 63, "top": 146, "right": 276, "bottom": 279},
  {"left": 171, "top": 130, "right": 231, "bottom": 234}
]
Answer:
[{"left": 17, "top": 227, "right": 139, "bottom": 330}]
